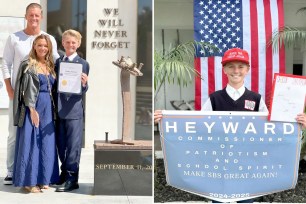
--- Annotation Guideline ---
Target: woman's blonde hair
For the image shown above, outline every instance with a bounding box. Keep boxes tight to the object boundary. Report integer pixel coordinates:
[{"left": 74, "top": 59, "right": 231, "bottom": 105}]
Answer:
[{"left": 28, "top": 34, "right": 56, "bottom": 77}]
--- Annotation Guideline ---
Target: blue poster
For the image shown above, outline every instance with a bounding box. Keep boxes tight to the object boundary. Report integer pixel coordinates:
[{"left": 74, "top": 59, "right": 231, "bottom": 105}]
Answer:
[{"left": 160, "top": 111, "right": 302, "bottom": 202}]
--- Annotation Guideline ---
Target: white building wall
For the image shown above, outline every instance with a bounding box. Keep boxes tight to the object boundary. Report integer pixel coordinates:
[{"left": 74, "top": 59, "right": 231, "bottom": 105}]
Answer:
[{"left": 86, "top": 0, "right": 137, "bottom": 148}]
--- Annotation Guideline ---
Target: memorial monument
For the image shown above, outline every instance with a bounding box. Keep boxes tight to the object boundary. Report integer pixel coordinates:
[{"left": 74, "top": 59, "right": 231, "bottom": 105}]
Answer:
[{"left": 93, "top": 57, "right": 152, "bottom": 196}]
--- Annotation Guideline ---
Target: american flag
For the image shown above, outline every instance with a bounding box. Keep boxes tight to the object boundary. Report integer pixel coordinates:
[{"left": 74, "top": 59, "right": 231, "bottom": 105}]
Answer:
[{"left": 194, "top": 0, "right": 285, "bottom": 110}]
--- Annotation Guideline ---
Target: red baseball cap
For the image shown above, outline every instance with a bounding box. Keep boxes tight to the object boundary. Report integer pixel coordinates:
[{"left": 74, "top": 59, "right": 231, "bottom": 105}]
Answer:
[{"left": 221, "top": 48, "right": 249, "bottom": 65}]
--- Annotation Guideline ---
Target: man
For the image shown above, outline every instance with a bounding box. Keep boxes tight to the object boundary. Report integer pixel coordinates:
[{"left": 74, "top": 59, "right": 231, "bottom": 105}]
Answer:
[{"left": 1, "top": 3, "right": 59, "bottom": 185}]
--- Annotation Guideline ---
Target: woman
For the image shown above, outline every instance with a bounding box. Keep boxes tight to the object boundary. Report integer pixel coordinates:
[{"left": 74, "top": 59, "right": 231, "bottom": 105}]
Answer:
[{"left": 13, "top": 34, "right": 59, "bottom": 193}]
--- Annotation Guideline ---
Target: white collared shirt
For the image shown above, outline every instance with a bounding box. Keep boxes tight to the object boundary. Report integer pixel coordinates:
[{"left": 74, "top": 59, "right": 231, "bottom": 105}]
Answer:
[
  {"left": 226, "top": 84, "right": 245, "bottom": 101},
  {"left": 201, "top": 84, "right": 268, "bottom": 112},
  {"left": 63, "top": 52, "right": 78, "bottom": 61}
]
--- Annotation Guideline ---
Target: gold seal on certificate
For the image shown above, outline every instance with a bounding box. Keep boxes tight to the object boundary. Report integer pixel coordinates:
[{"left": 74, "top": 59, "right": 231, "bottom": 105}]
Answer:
[
  {"left": 58, "top": 62, "right": 83, "bottom": 94},
  {"left": 61, "top": 80, "right": 67, "bottom": 86}
]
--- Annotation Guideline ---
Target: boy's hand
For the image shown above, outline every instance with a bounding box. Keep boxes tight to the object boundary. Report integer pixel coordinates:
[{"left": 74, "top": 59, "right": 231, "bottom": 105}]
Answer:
[
  {"left": 154, "top": 110, "right": 163, "bottom": 124},
  {"left": 81, "top": 73, "right": 88, "bottom": 87},
  {"left": 296, "top": 113, "right": 306, "bottom": 129}
]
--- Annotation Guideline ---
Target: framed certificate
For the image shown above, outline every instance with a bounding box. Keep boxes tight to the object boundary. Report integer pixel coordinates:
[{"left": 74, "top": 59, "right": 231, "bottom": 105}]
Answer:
[
  {"left": 269, "top": 73, "right": 306, "bottom": 122},
  {"left": 58, "top": 61, "right": 83, "bottom": 95}
]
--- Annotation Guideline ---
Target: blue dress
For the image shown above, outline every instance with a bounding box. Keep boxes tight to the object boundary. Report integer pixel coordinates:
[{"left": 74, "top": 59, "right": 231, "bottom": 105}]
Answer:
[{"left": 13, "top": 74, "right": 59, "bottom": 187}]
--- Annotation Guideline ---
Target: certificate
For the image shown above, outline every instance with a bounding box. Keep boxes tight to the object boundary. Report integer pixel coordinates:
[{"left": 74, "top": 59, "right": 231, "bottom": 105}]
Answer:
[
  {"left": 269, "top": 73, "right": 306, "bottom": 122},
  {"left": 58, "top": 62, "right": 82, "bottom": 94}
]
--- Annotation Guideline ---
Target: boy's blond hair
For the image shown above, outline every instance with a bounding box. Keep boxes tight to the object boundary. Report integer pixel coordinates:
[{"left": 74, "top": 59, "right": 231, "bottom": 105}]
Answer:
[{"left": 62, "top": 29, "right": 82, "bottom": 46}]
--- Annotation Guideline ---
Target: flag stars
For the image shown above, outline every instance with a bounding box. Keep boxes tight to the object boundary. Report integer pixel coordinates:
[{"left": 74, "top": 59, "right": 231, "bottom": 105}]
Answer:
[
  {"left": 199, "top": 10, "right": 204, "bottom": 15},
  {"left": 235, "top": 8, "right": 240, "bottom": 12},
  {"left": 230, "top": 12, "right": 236, "bottom": 17},
  {"left": 235, "top": 17, "right": 240, "bottom": 22},
  {"left": 231, "top": 42, "right": 236, "bottom": 47},
  {"left": 226, "top": 18, "right": 231, "bottom": 22},
  {"left": 226, "top": 8, "right": 231, "bottom": 12},
  {"left": 199, "top": 1, "right": 204, "bottom": 6},
  {"left": 217, "top": 18, "right": 222, "bottom": 23},
  {"left": 200, "top": 49, "right": 204, "bottom": 54},
  {"left": 200, "top": 30, "right": 204, "bottom": 34},
  {"left": 235, "top": 27, "right": 240, "bottom": 32},
  {"left": 213, "top": 14, "right": 217, "bottom": 18},
  {"left": 236, "top": 0, "right": 240, "bottom": 4},
  {"left": 204, "top": 34, "right": 209, "bottom": 39},
  {"left": 231, "top": 22, "right": 236, "bottom": 27},
  {"left": 221, "top": 13, "right": 226, "bottom": 18},
  {"left": 231, "top": 32, "right": 236, "bottom": 37},
  {"left": 204, "top": 5, "right": 208, "bottom": 10},
  {"left": 236, "top": 37, "right": 241, "bottom": 42}
]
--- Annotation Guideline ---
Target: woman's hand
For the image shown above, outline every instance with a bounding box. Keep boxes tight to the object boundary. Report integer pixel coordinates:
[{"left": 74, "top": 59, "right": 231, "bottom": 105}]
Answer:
[
  {"left": 296, "top": 113, "right": 306, "bottom": 129},
  {"left": 30, "top": 107, "right": 39, "bottom": 128},
  {"left": 154, "top": 110, "right": 163, "bottom": 124}
]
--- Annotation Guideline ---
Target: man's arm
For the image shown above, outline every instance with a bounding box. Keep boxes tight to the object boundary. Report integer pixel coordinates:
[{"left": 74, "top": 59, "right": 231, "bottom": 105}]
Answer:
[
  {"left": 1, "top": 35, "right": 14, "bottom": 99},
  {"left": 4, "top": 79, "right": 13, "bottom": 100}
]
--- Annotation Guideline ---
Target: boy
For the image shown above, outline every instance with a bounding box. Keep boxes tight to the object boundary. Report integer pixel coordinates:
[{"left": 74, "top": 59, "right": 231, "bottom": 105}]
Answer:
[
  {"left": 54, "top": 29, "right": 89, "bottom": 192},
  {"left": 201, "top": 47, "right": 268, "bottom": 113}
]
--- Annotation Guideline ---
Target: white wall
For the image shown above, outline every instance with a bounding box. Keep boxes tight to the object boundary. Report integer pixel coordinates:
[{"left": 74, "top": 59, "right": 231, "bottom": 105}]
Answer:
[{"left": 86, "top": 0, "right": 137, "bottom": 148}]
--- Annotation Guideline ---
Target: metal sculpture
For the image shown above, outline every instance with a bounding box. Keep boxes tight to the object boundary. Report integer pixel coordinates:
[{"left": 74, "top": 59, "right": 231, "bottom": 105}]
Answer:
[{"left": 112, "top": 56, "right": 144, "bottom": 144}]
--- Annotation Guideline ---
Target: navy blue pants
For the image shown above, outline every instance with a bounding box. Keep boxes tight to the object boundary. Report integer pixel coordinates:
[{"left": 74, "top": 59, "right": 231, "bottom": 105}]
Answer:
[{"left": 56, "top": 118, "right": 83, "bottom": 183}]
